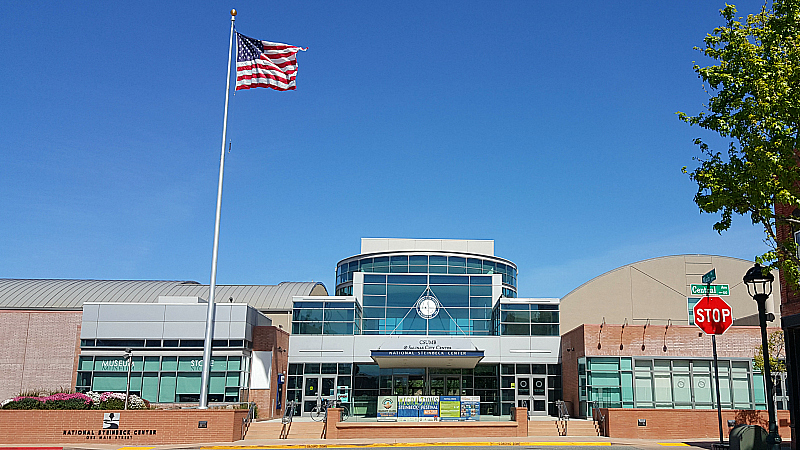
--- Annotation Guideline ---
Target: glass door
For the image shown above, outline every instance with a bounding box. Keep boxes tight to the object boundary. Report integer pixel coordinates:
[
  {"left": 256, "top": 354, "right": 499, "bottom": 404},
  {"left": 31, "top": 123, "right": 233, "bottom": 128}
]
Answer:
[
  {"left": 516, "top": 376, "right": 547, "bottom": 416},
  {"left": 303, "top": 376, "right": 336, "bottom": 415},
  {"left": 430, "top": 376, "right": 460, "bottom": 395}
]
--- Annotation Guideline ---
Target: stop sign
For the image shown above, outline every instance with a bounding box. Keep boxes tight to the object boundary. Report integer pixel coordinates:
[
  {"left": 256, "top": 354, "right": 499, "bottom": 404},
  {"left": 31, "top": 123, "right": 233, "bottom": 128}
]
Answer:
[{"left": 693, "top": 296, "right": 733, "bottom": 335}]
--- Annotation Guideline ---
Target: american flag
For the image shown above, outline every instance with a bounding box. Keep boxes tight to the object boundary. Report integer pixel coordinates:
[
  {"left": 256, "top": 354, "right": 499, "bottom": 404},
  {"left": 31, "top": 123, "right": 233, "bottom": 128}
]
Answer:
[{"left": 236, "top": 32, "right": 306, "bottom": 91}]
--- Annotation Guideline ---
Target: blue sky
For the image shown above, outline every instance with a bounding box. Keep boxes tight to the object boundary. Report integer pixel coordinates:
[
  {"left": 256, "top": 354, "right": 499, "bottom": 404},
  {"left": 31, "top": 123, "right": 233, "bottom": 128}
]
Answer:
[{"left": 0, "top": 1, "right": 771, "bottom": 297}]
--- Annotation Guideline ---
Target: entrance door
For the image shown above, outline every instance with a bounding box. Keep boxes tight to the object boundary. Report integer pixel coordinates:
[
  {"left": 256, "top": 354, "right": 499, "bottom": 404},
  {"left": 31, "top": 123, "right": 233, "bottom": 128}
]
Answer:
[
  {"left": 430, "top": 376, "right": 460, "bottom": 396},
  {"left": 303, "top": 376, "right": 336, "bottom": 415},
  {"left": 516, "top": 376, "right": 547, "bottom": 416}
]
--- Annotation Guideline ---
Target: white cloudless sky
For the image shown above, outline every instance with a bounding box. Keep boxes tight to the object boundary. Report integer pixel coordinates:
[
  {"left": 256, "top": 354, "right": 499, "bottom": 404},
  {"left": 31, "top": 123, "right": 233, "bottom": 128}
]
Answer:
[{"left": 0, "top": 0, "right": 772, "bottom": 297}]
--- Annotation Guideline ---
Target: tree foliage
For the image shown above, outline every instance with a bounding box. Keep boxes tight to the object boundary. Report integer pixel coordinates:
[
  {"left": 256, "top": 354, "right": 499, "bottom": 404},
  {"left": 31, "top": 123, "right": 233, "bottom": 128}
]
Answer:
[
  {"left": 679, "top": 1, "right": 800, "bottom": 284},
  {"left": 754, "top": 329, "right": 787, "bottom": 373}
]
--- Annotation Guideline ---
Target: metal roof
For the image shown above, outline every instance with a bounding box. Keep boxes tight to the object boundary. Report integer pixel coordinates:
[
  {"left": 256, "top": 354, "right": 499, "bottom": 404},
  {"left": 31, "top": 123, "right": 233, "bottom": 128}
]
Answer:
[{"left": 0, "top": 279, "right": 327, "bottom": 311}]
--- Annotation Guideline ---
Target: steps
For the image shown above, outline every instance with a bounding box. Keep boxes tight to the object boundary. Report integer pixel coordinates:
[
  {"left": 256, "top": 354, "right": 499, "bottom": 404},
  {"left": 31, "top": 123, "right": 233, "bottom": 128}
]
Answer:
[
  {"left": 528, "top": 420, "right": 599, "bottom": 437},
  {"left": 244, "top": 420, "right": 325, "bottom": 440},
  {"left": 243, "top": 418, "right": 599, "bottom": 440}
]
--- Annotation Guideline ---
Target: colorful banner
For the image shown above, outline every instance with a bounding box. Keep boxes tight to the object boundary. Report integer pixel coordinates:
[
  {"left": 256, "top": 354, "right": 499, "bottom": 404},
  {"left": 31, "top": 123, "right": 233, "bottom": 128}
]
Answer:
[
  {"left": 460, "top": 396, "right": 480, "bottom": 421},
  {"left": 419, "top": 396, "right": 439, "bottom": 421},
  {"left": 377, "top": 395, "right": 398, "bottom": 421},
  {"left": 397, "top": 396, "right": 419, "bottom": 422},
  {"left": 439, "top": 396, "right": 461, "bottom": 421}
]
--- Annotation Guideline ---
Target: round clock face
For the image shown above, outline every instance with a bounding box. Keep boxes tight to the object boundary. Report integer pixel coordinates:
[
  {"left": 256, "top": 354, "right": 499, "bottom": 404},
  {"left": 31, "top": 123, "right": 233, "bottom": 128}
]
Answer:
[{"left": 416, "top": 295, "right": 439, "bottom": 319}]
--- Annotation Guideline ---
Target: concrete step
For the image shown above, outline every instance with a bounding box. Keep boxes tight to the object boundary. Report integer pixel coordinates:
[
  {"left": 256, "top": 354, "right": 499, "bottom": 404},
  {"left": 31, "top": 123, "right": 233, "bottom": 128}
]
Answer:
[
  {"left": 244, "top": 420, "right": 325, "bottom": 440},
  {"left": 527, "top": 420, "right": 599, "bottom": 437}
]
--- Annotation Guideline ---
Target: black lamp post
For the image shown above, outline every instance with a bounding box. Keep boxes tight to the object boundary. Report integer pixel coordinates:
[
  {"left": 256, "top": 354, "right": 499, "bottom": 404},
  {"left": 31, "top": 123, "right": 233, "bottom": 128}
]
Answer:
[{"left": 743, "top": 263, "right": 781, "bottom": 449}]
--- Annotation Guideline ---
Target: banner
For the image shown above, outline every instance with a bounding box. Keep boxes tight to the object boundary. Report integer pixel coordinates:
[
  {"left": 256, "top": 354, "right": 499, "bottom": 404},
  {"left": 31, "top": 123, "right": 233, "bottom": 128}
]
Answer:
[
  {"left": 419, "top": 396, "right": 439, "bottom": 421},
  {"left": 398, "top": 396, "right": 419, "bottom": 422},
  {"left": 461, "top": 396, "right": 480, "bottom": 421},
  {"left": 439, "top": 396, "right": 461, "bottom": 421},
  {"left": 377, "top": 395, "right": 398, "bottom": 421}
]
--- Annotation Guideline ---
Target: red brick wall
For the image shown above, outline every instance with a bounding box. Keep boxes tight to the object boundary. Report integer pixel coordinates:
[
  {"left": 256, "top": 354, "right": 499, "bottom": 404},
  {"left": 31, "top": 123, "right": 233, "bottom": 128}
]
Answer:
[
  {"left": 776, "top": 203, "right": 800, "bottom": 316},
  {"left": 0, "top": 409, "right": 248, "bottom": 444},
  {"left": 0, "top": 310, "right": 82, "bottom": 400},
  {"left": 600, "top": 408, "right": 791, "bottom": 439},
  {"left": 580, "top": 323, "right": 773, "bottom": 359},
  {"left": 561, "top": 324, "right": 777, "bottom": 418},
  {"left": 250, "top": 326, "right": 289, "bottom": 420}
]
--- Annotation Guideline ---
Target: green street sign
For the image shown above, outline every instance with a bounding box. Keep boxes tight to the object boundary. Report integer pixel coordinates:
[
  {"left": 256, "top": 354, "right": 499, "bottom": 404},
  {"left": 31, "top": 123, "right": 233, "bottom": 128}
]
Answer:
[
  {"left": 691, "top": 284, "right": 730, "bottom": 296},
  {"left": 702, "top": 269, "right": 716, "bottom": 284}
]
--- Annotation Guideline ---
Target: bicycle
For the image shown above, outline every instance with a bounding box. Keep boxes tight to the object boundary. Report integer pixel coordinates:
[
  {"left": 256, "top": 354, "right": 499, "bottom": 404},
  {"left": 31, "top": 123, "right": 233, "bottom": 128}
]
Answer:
[{"left": 310, "top": 397, "right": 350, "bottom": 422}]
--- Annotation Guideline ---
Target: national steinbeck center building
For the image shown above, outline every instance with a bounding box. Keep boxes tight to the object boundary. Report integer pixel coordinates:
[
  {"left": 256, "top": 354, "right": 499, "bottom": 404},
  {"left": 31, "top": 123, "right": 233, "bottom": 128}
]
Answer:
[{"left": 0, "top": 238, "right": 784, "bottom": 420}]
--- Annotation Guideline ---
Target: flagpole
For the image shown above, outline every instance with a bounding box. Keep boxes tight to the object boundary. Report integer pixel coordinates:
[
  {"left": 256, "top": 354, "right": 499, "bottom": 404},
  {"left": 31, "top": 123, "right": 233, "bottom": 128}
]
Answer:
[{"left": 199, "top": 8, "right": 237, "bottom": 410}]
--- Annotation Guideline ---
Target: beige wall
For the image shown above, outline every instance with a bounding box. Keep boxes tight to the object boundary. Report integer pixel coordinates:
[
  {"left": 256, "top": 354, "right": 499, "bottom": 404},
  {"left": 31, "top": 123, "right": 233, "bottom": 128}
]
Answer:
[
  {"left": 560, "top": 255, "right": 780, "bottom": 335},
  {"left": 0, "top": 310, "right": 82, "bottom": 400}
]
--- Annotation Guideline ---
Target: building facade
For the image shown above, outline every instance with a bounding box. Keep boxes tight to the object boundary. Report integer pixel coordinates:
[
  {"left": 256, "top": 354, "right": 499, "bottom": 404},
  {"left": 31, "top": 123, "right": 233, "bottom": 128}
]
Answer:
[{"left": 288, "top": 238, "right": 562, "bottom": 419}]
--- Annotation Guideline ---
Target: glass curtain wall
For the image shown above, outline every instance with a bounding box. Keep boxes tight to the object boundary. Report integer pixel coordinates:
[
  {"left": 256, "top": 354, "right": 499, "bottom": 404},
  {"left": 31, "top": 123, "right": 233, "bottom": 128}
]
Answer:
[
  {"left": 76, "top": 354, "right": 247, "bottom": 403},
  {"left": 336, "top": 255, "right": 517, "bottom": 295},
  {"left": 578, "top": 357, "right": 767, "bottom": 417}
]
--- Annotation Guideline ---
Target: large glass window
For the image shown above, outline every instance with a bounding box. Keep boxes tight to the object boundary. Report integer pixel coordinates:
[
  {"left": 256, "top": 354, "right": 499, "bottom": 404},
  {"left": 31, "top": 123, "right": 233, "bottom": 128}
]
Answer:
[
  {"left": 497, "top": 302, "right": 559, "bottom": 336},
  {"left": 583, "top": 357, "right": 762, "bottom": 416},
  {"left": 336, "top": 254, "right": 517, "bottom": 291},
  {"left": 76, "top": 355, "right": 245, "bottom": 403},
  {"left": 292, "top": 300, "right": 362, "bottom": 335}
]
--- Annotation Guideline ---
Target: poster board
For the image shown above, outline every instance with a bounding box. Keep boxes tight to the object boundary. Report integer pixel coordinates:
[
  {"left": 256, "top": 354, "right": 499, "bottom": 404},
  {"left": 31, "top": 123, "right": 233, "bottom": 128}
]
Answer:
[
  {"left": 398, "top": 396, "right": 419, "bottom": 421},
  {"left": 377, "top": 395, "right": 398, "bottom": 421},
  {"left": 439, "top": 396, "right": 461, "bottom": 421},
  {"left": 460, "top": 396, "right": 480, "bottom": 421},
  {"left": 419, "top": 396, "right": 439, "bottom": 421}
]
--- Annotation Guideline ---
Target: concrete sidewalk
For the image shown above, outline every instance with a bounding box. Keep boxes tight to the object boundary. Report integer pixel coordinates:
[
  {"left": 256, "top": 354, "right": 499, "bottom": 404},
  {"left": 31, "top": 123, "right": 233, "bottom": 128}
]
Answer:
[{"left": 1, "top": 436, "right": 732, "bottom": 450}]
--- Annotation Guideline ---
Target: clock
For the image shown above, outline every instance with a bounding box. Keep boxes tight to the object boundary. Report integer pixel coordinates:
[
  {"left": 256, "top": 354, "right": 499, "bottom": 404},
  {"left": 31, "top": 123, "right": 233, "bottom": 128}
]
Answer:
[{"left": 416, "top": 294, "right": 440, "bottom": 319}]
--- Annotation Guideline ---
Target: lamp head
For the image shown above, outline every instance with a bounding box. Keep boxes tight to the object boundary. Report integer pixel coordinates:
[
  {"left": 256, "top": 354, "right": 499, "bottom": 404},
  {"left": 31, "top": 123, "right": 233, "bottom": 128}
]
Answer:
[{"left": 743, "top": 263, "right": 774, "bottom": 298}]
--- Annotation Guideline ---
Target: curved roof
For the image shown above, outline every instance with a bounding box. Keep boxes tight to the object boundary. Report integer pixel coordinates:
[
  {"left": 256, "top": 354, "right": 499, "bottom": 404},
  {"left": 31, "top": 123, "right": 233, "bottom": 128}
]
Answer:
[
  {"left": 0, "top": 279, "right": 327, "bottom": 311},
  {"left": 559, "top": 254, "right": 780, "bottom": 334}
]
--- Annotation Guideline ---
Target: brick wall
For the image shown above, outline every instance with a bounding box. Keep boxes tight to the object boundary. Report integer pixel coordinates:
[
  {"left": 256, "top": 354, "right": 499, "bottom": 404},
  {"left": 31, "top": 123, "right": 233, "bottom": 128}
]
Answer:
[
  {"left": 0, "top": 310, "right": 82, "bottom": 400},
  {"left": 600, "top": 408, "right": 791, "bottom": 439},
  {"left": 0, "top": 409, "right": 248, "bottom": 444},
  {"left": 250, "top": 326, "right": 289, "bottom": 420},
  {"left": 561, "top": 324, "right": 777, "bottom": 418},
  {"left": 776, "top": 203, "right": 800, "bottom": 316}
]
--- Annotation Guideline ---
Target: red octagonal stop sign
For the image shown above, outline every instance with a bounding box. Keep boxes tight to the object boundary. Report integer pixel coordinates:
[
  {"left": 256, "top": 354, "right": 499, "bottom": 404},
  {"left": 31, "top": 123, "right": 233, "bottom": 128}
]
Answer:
[{"left": 693, "top": 296, "right": 733, "bottom": 335}]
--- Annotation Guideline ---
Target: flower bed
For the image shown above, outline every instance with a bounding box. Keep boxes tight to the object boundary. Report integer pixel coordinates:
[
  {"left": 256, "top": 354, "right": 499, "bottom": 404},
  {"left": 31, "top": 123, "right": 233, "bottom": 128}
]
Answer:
[{"left": 1, "top": 391, "right": 149, "bottom": 410}]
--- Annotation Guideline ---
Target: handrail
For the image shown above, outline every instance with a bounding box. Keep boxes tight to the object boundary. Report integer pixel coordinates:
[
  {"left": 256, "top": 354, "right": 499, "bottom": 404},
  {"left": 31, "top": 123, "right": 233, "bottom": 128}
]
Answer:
[
  {"left": 280, "top": 401, "right": 296, "bottom": 439},
  {"left": 240, "top": 402, "right": 256, "bottom": 439}
]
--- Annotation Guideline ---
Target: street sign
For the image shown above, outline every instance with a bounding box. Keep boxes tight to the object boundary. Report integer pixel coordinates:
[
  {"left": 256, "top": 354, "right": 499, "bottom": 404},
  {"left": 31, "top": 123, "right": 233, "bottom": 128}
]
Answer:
[
  {"left": 690, "top": 284, "right": 730, "bottom": 296},
  {"left": 693, "top": 296, "right": 733, "bottom": 335},
  {"left": 702, "top": 269, "right": 716, "bottom": 284}
]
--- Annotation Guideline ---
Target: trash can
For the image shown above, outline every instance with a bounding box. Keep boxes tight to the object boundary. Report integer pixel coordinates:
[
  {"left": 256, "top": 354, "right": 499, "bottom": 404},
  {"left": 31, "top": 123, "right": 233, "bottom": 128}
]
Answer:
[{"left": 729, "top": 424, "right": 768, "bottom": 450}]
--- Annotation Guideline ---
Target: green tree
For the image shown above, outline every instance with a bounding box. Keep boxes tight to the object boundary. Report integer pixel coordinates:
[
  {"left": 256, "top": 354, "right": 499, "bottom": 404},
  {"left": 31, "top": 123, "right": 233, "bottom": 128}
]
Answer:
[
  {"left": 754, "top": 329, "right": 787, "bottom": 373},
  {"left": 679, "top": 1, "right": 800, "bottom": 284}
]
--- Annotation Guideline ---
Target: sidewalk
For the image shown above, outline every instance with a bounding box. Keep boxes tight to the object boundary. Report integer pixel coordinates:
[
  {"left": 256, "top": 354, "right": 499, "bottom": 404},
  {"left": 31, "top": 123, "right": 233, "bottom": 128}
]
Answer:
[{"left": 1, "top": 435, "right": 732, "bottom": 450}]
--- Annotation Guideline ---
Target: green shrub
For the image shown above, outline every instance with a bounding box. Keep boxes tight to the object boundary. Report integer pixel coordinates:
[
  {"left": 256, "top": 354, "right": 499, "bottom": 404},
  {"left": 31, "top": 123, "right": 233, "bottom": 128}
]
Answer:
[
  {"left": 2, "top": 398, "right": 44, "bottom": 410},
  {"left": 94, "top": 398, "right": 125, "bottom": 410}
]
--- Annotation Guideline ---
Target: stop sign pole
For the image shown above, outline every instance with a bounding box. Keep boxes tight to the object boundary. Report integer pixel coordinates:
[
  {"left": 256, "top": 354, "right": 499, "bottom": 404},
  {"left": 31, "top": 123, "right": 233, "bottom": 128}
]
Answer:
[{"left": 694, "top": 272, "right": 733, "bottom": 445}]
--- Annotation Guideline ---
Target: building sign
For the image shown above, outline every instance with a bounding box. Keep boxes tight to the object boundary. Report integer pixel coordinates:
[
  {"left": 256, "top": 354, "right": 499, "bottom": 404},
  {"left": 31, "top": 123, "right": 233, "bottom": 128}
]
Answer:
[
  {"left": 376, "top": 337, "right": 478, "bottom": 351},
  {"left": 371, "top": 350, "right": 484, "bottom": 357},
  {"left": 377, "top": 395, "right": 398, "bottom": 421},
  {"left": 439, "top": 396, "right": 460, "bottom": 421},
  {"left": 61, "top": 414, "right": 157, "bottom": 440}
]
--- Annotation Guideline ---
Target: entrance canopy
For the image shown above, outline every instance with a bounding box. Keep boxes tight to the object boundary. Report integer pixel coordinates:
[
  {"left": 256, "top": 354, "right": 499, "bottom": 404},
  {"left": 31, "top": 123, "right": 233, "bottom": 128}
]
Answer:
[{"left": 370, "top": 337, "right": 484, "bottom": 368}]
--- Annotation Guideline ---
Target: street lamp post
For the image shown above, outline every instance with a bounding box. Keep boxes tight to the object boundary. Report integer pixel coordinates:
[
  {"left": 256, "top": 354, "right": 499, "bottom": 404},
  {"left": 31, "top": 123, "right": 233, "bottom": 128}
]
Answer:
[{"left": 743, "top": 263, "right": 781, "bottom": 450}]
